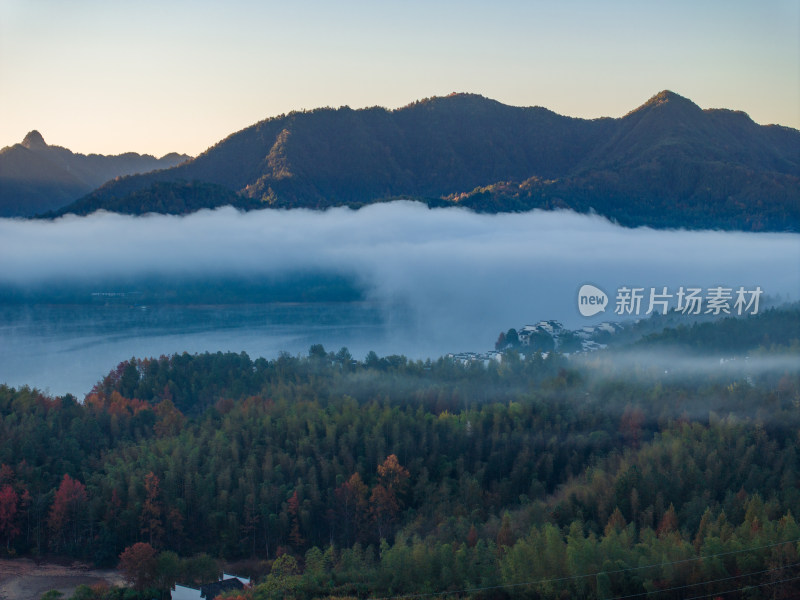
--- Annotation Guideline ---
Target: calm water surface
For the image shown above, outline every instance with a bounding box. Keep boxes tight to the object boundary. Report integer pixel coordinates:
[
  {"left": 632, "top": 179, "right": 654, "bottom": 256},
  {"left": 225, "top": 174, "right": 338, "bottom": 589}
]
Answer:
[
  {"left": 0, "top": 302, "right": 431, "bottom": 397},
  {"left": 2, "top": 205, "right": 798, "bottom": 396}
]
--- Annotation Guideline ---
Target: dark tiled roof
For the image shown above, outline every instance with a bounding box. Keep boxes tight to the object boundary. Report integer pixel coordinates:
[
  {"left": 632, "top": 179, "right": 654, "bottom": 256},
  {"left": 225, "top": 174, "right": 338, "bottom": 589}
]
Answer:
[{"left": 200, "top": 578, "right": 244, "bottom": 600}]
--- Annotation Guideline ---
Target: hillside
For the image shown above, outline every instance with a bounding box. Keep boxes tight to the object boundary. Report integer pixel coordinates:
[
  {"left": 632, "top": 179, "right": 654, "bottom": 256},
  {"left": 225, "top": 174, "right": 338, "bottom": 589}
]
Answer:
[
  {"left": 492, "top": 305, "right": 800, "bottom": 357},
  {"left": 0, "top": 307, "right": 798, "bottom": 598},
  {"left": 56, "top": 91, "right": 800, "bottom": 230},
  {"left": 0, "top": 131, "right": 190, "bottom": 216}
]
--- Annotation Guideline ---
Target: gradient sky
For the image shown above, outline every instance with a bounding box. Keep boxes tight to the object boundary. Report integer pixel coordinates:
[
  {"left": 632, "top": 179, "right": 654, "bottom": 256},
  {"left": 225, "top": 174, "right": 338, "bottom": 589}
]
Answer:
[{"left": 1, "top": 0, "right": 798, "bottom": 157}]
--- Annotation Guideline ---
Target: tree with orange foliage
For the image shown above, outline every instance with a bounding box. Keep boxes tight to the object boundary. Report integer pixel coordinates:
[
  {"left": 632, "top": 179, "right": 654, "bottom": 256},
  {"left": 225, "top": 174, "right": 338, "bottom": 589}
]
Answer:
[
  {"left": 335, "top": 472, "right": 369, "bottom": 546},
  {"left": 377, "top": 454, "right": 410, "bottom": 496},
  {"left": 604, "top": 506, "right": 627, "bottom": 536},
  {"left": 369, "top": 455, "right": 410, "bottom": 540},
  {"left": 85, "top": 389, "right": 149, "bottom": 416},
  {"left": 153, "top": 398, "right": 184, "bottom": 437},
  {"left": 140, "top": 472, "right": 164, "bottom": 547},
  {"left": 656, "top": 503, "right": 679, "bottom": 537},
  {"left": 496, "top": 512, "right": 514, "bottom": 548}
]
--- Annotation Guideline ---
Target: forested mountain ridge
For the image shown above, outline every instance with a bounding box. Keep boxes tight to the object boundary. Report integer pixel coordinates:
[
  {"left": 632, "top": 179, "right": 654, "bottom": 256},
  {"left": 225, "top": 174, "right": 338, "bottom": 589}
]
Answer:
[
  {"left": 0, "top": 130, "right": 190, "bottom": 216},
  {"left": 57, "top": 91, "right": 800, "bottom": 230},
  {"left": 0, "top": 307, "right": 798, "bottom": 598}
]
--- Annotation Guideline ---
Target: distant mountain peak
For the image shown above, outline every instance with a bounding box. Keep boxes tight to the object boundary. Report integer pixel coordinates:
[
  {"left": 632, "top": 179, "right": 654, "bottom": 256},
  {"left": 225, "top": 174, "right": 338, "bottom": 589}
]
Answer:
[
  {"left": 648, "top": 90, "right": 689, "bottom": 104},
  {"left": 625, "top": 90, "right": 701, "bottom": 118},
  {"left": 0, "top": 133, "right": 193, "bottom": 217},
  {"left": 21, "top": 130, "right": 47, "bottom": 150},
  {"left": 401, "top": 92, "right": 495, "bottom": 111},
  {"left": 445, "top": 91, "right": 482, "bottom": 99}
]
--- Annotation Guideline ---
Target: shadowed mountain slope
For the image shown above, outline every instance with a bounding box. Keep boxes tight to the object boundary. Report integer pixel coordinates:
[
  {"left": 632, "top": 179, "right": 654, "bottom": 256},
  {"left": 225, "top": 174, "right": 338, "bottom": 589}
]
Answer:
[
  {"left": 0, "top": 131, "right": 190, "bottom": 216},
  {"left": 56, "top": 92, "right": 800, "bottom": 230}
]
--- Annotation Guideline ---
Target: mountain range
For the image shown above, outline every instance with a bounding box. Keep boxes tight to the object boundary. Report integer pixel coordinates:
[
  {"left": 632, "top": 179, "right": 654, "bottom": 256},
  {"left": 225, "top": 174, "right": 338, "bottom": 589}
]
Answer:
[
  {"left": 0, "top": 131, "right": 190, "bottom": 217},
  {"left": 8, "top": 91, "right": 800, "bottom": 230}
]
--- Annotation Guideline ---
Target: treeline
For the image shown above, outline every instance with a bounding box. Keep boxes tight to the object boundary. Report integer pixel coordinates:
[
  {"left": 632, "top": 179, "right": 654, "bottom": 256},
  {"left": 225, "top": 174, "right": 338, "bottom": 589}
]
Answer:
[
  {"left": 0, "top": 322, "right": 798, "bottom": 598},
  {"left": 449, "top": 166, "right": 800, "bottom": 232},
  {"left": 226, "top": 509, "right": 800, "bottom": 600},
  {"left": 493, "top": 305, "right": 800, "bottom": 357},
  {"left": 45, "top": 180, "right": 260, "bottom": 219},
  {"left": 635, "top": 305, "right": 800, "bottom": 353}
]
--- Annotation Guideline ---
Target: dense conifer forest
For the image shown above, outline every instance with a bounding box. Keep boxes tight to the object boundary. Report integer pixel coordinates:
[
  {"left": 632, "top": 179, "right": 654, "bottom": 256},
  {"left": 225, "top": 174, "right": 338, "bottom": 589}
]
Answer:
[{"left": 0, "top": 308, "right": 798, "bottom": 599}]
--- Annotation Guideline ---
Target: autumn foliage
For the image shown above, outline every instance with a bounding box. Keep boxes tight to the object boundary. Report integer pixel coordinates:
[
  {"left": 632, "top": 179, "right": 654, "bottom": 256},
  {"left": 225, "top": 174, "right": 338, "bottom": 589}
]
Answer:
[
  {"left": 0, "top": 484, "right": 20, "bottom": 551},
  {"left": 48, "top": 474, "right": 87, "bottom": 551},
  {"left": 119, "top": 542, "right": 157, "bottom": 591},
  {"left": 140, "top": 471, "right": 164, "bottom": 547},
  {"left": 0, "top": 319, "right": 797, "bottom": 598}
]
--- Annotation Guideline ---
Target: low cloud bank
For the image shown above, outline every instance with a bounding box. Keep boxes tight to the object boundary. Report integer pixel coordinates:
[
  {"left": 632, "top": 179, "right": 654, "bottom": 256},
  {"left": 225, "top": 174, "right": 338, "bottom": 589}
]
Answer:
[{"left": 1, "top": 202, "right": 798, "bottom": 342}]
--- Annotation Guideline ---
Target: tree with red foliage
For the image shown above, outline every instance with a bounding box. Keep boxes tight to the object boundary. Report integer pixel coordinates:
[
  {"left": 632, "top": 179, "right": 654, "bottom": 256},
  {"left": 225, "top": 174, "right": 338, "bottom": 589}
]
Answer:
[
  {"left": 495, "top": 331, "right": 506, "bottom": 350},
  {"left": 467, "top": 524, "right": 478, "bottom": 548},
  {"left": 369, "top": 484, "right": 398, "bottom": 540},
  {"left": 0, "top": 464, "right": 14, "bottom": 486},
  {"left": 48, "top": 474, "right": 88, "bottom": 551},
  {"left": 287, "top": 489, "right": 304, "bottom": 548},
  {"left": 0, "top": 484, "right": 20, "bottom": 551},
  {"left": 119, "top": 542, "right": 157, "bottom": 591},
  {"left": 620, "top": 405, "right": 645, "bottom": 449}
]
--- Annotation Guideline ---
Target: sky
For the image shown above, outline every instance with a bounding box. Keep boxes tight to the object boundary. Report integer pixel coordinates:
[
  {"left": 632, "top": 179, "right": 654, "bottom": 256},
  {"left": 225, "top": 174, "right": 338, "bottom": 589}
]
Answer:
[{"left": 1, "top": 0, "right": 798, "bottom": 158}]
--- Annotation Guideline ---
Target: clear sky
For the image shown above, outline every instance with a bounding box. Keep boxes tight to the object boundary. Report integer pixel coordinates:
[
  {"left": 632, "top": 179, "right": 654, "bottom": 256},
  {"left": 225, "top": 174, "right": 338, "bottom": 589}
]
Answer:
[{"left": 1, "top": 0, "right": 798, "bottom": 157}]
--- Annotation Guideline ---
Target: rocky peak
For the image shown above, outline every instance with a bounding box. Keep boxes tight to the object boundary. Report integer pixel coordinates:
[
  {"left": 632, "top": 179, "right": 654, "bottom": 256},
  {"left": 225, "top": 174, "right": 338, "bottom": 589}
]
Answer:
[{"left": 21, "top": 130, "right": 47, "bottom": 150}]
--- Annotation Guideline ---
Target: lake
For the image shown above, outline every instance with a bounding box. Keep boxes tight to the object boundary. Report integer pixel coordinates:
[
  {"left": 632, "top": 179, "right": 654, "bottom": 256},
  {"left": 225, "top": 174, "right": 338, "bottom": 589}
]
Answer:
[
  {"left": 1, "top": 203, "right": 798, "bottom": 397},
  {"left": 0, "top": 302, "right": 427, "bottom": 396}
]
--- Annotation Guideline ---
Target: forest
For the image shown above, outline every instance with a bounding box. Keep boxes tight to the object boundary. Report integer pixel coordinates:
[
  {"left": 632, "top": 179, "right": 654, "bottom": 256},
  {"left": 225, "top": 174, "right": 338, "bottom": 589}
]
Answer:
[{"left": 0, "top": 307, "right": 798, "bottom": 599}]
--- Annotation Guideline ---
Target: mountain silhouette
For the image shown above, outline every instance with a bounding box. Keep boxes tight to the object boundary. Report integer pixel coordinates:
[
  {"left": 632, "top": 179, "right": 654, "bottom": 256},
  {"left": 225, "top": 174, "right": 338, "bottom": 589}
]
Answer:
[
  {"left": 0, "top": 132, "right": 190, "bottom": 216},
  {"left": 51, "top": 92, "right": 800, "bottom": 230}
]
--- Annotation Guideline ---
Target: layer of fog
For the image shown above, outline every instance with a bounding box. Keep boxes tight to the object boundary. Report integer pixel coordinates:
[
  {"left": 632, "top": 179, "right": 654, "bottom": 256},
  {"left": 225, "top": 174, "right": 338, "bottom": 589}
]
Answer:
[
  {"left": 1, "top": 201, "right": 799, "bottom": 352},
  {"left": 579, "top": 350, "right": 799, "bottom": 378},
  {"left": 572, "top": 349, "right": 800, "bottom": 422}
]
